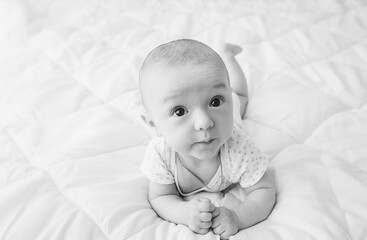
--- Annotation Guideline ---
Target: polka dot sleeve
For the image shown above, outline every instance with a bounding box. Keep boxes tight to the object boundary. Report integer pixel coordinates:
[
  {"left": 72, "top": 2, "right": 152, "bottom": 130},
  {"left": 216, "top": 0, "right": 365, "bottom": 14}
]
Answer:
[
  {"left": 140, "top": 138, "right": 175, "bottom": 185},
  {"left": 224, "top": 126, "right": 269, "bottom": 188}
]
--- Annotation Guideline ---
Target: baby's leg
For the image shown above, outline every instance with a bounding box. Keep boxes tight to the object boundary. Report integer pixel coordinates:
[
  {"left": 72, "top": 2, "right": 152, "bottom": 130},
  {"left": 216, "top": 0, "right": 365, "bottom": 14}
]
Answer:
[{"left": 221, "top": 44, "right": 248, "bottom": 119}]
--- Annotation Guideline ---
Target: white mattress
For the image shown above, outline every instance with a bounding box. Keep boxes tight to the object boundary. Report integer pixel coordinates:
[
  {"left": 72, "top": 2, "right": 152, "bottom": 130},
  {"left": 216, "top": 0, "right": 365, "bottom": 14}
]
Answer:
[{"left": 0, "top": 0, "right": 366, "bottom": 239}]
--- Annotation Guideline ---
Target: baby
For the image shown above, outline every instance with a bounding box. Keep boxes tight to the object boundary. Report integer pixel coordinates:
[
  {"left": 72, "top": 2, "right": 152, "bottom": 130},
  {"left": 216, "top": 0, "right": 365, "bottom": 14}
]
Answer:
[{"left": 139, "top": 39, "right": 276, "bottom": 239}]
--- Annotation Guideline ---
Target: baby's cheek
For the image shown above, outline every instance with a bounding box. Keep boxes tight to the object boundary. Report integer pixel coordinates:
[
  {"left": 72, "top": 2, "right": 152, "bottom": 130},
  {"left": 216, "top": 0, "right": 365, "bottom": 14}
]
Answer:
[
  {"left": 165, "top": 135, "right": 189, "bottom": 154},
  {"left": 217, "top": 122, "right": 233, "bottom": 143}
]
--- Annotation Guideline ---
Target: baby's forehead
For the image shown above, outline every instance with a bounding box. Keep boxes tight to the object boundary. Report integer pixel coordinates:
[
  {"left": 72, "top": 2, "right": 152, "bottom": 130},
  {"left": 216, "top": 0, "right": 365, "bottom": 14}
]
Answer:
[
  {"left": 141, "top": 59, "right": 227, "bottom": 85},
  {"left": 141, "top": 60, "right": 229, "bottom": 100}
]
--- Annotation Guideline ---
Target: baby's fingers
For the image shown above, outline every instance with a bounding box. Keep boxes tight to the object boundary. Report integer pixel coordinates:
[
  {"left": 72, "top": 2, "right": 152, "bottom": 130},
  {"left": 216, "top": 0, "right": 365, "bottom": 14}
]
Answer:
[
  {"left": 200, "top": 212, "right": 212, "bottom": 222},
  {"left": 198, "top": 200, "right": 215, "bottom": 212},
  {"left": 211, "top": 207, "right": 221, "bottom": 229},
  {"left": 212, "top": 207, "right": 220, "bottom": 218},
  {"left": 198, "top": 220, "right": 212, "bottom": 230},
  {"left": 220, "top": 231, "right": 231, "bottom": 240},
  {"left": 212, "top": 224, "right": 225, "bottom": 235},
  {"left": 213, "top": 225, "right": 233, "bottom": 239},
  {"left": 212, "top": 215, "right": 221, "bottom": 229},
  {"left": 195, "top": 228, "right": 210, "bottom": 235}
]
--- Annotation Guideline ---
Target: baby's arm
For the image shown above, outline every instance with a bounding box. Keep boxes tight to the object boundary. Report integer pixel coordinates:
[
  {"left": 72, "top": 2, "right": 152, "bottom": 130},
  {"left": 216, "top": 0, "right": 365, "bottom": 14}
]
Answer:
[
  {"left": 221, "top": 44, "right": 248, "bottom": 119},
  {"left": 212, "top": 171, "right": 276, "bottom": 239},
  {"left": 149, "top": 181, "right": 215, "bottom": 234},
  {"left": 233, "top": 171, "right": 276, "bottom": 228}
]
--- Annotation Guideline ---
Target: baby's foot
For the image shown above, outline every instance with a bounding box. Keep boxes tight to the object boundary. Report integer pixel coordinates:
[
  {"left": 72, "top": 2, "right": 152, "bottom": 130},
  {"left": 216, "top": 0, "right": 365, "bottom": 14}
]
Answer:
[{"left": 222, "top": 43, "right": 243, "bottom": 58}]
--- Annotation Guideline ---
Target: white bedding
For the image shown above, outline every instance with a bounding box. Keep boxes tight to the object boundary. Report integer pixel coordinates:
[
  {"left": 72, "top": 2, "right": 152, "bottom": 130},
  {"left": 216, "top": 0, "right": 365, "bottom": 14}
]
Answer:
[{"left": 1, "top": 0, "right": 367, "bottom": 239}]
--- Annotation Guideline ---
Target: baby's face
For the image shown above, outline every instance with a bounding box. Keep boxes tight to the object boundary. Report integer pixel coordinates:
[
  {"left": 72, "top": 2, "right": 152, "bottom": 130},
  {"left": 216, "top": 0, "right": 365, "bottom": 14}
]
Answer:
[{"left": 141, "top": 60, "right": 233, "bottom": 162}]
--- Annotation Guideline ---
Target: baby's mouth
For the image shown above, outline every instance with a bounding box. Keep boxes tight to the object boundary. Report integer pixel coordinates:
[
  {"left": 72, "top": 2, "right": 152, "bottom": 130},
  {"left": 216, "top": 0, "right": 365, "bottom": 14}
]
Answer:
[{"left": 195, "top": 138, "right": 215, "bottom": 145}]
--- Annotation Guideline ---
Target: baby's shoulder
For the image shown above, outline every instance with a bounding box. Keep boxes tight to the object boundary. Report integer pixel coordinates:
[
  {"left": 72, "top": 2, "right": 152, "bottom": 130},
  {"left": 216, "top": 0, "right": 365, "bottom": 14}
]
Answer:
[
  {"left": 221, "top": 126, "right": 264, "bottom": 165},
  {"left": 145, "top": 137, "right": 174, "bottom": 165},
  {"left": 221, "top": 126, "right": 269, "bottom": 184},
  {"left": 147, "top": 136, "right": 166, "bottom": 150},
  {"left": 226, "top": 125, "right": 251, "bottom": 149},
  {"left": 141, "top": 137, "right": 176, "bottom": 185}
]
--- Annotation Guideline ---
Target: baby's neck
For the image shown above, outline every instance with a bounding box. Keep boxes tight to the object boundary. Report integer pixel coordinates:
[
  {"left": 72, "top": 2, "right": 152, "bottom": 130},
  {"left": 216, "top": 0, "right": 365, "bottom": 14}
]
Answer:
[
  {"left": 176, "top": 151, "right": 221, "bottom": 189},
  {"left": 179, "top": 152, "right": 220, "bottom": 171}
]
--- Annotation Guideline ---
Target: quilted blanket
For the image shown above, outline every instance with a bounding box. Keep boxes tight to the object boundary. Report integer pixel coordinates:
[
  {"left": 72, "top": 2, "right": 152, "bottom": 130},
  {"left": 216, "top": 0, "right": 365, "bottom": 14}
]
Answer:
[{"left": 0, "top": 0, "right": 366, "bottom": 239}]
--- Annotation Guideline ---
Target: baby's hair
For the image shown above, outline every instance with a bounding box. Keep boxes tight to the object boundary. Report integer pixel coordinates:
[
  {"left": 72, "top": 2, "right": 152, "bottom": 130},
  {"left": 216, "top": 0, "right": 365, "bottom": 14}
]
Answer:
[
  {"left": 139, "top": 39, "right": 229, "bottom": 104},
  {"left": 140, "top": 39, "right": 228, "bottom": 76}
]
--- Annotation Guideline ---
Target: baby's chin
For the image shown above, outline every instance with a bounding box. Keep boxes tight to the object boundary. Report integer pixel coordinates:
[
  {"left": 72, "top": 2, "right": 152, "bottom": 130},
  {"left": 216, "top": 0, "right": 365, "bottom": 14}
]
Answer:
[{"left": 189, "top": 146, "right": 221, "bottom": 162}]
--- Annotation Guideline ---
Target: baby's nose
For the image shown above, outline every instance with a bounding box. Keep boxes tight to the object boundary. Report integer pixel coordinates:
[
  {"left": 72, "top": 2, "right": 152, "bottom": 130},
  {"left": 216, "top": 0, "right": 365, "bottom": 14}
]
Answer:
[{"left": 194, "top": 111, "right": 214, "bottom": 131}]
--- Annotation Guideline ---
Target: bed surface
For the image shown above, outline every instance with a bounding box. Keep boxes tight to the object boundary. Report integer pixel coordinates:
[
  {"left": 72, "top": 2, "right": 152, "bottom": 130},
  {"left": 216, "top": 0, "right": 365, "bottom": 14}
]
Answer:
[{"left": 1, "top": 0, "right": 367, "bottom": 239}]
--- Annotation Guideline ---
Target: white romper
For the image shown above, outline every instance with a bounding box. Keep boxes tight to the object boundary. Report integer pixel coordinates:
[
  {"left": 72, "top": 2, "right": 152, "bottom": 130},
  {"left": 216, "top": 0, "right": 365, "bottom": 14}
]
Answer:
[{"left": 140, "top": 125, "right": 269, "bottom": 196}]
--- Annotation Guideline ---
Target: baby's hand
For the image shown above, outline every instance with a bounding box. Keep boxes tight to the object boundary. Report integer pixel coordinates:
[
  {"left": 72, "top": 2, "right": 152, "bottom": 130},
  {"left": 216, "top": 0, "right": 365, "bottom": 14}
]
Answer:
[
  {"left": 212, "top": 207, "right": 240, "bottom": 239},
  {"left": 183, "top": 198, "right": 215, "bottom": 235}
]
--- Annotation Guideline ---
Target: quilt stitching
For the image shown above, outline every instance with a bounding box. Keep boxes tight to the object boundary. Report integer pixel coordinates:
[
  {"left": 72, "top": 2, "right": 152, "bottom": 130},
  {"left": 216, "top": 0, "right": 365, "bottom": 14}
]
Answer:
[
  {"left": 24, "top": 41, "right": 138, "bottom": 120},
  {"left": 320, "top": 154, "right": 356, "bottom": 239},
  {"left": 2, "top": 128, "right": 110, "bottom": 239}
]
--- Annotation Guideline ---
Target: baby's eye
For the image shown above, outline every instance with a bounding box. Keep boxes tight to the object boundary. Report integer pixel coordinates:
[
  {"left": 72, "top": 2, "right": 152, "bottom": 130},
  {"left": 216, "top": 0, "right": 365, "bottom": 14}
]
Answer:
[
  {"left": 172, "top": 107, "right": 188, "bottom": 117},
  {"left": 210, "top": 97, "right": 223, "bottom": 107}
]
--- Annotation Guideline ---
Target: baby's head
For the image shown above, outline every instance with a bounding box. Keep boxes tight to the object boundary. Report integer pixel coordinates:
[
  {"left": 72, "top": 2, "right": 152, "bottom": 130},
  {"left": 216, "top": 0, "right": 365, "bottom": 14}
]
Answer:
[{"left": 139, "top": 39, "right": 234, "bottom": 161}]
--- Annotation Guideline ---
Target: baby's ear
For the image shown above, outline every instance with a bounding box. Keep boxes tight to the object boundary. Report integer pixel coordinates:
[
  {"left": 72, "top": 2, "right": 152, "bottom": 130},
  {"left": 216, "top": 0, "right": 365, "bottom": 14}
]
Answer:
[
  {"left": 140, "top": 115, "right": 156, "bottom": 128},
  {"left": 140, "top": 114, "right": 160, "bottom": 137},
  {"left": 130, "top": 89, "right": 157, "bottom": 137}
]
